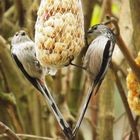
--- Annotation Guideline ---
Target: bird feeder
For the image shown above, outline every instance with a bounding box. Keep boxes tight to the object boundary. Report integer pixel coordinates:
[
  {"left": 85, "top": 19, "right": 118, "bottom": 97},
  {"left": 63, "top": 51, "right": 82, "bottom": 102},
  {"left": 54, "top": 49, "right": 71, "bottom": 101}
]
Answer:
[{"left": 35, "top": 0, "right": 85, "bottom": 68}]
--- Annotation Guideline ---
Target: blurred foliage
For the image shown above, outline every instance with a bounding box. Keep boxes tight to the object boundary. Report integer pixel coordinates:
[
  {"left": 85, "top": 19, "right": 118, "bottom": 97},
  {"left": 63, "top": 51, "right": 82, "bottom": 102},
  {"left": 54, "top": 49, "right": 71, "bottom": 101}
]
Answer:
[{"left": 91, "top": 5, "right": 101, "bottom": 25}]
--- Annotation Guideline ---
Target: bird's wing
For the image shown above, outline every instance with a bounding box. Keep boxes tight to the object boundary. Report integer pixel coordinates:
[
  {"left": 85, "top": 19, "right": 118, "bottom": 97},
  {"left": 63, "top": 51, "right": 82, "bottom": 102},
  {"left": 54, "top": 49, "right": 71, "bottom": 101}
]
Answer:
[
  {"left": 12, "top": 53, "right": 72, "bottom": 138},
  {"left": 12, "top": 53, "right": 41, "bottom": 91},
  {"left": 84, "top": 36, "right": 109, "bottom": 80},
  {"left": 73, "top": 36, "right": 114, "bottom": 137},
  {"left": 94, "top": 39, "right": 114, "bottom": 84}
]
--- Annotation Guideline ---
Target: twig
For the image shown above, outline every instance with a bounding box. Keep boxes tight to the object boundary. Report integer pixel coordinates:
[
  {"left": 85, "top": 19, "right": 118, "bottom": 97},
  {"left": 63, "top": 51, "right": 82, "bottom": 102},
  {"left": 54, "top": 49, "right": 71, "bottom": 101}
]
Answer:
[
  {"left": 70, "top": 62, "right": 86, "bottom": 70},
  {"left": 14, "top": 0, "right": 24, "bottom": 27},
  {"left": 129, "top": 116, "right": 139, "bottom": 140},
  {"left": 123, "top": 117, "right": 139, "bottom": 139},
  {"left": 0, "top": 60, "right": 10, "bottom": 92},
  {"left": 114, "top": 112, "right": 126, "bottom": 124},
  {"left": 81, "top": 0, "right": 94, "bottom": 31},
  {"left": 7, "top": 105, "right": 24, "bottom": 133},
  {"left": 111, "top": 63, "right": 139, "bottom": 140},
  {"left": 112, "top": 61, "right": 127, "bottom": 78},
  {"left": 0, "top": 133, "right": 61, "bottom": 140},
  {"left": 104, "top": 17, "right": 140, "bottom": 83},
  {"left": 4, "top": 5, "right": 15, "bottom": 18},
  {"left": 123, "top": 116, "right": 139, "bottom": 140},
  {"left": 100, "top": 0, "right": 112, "bottom": 22},
  {"left": 0, "top": 1, "right": 5, "bottom": 23},
  {"left": 17, "top": 134, "right": 59, "bottom": 140},
  {"left": 3, "top": 18, "right": 17, "bottom": 29},
  {"left": 103, "top": 16, "right": 120, "bottom": 35},
  {"left": 0, "top": 121, "right": 21, "bottom": 140},
  {"left": 117, "top": 35, "right": 140, "bottom": 83}
]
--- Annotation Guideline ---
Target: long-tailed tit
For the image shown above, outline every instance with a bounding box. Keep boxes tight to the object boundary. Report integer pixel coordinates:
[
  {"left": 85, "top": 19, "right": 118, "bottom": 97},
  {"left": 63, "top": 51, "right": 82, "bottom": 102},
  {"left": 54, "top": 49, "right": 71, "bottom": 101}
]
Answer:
[
  {"left": 72, "top": 24, "right": 116, "bottom": 137},
  {"left": 11, "top": 30, "right": 72, "bottom": 139}
]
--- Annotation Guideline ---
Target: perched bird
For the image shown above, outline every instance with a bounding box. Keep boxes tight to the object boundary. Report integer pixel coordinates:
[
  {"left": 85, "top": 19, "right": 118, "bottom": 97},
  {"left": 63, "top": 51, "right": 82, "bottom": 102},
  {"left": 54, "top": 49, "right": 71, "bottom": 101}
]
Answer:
[
  {"left": 11, "top": 30, "right": 72, "bottom": 139},
  {"left": 72, "top": 24, "right": 116, "bottom": 137}
]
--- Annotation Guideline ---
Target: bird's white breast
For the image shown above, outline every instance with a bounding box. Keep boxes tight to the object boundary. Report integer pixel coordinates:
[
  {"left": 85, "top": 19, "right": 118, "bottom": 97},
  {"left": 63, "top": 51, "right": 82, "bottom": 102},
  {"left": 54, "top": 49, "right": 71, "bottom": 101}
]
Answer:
[{"left": 84, "top": 35, "right": 110, "bottom": 80}]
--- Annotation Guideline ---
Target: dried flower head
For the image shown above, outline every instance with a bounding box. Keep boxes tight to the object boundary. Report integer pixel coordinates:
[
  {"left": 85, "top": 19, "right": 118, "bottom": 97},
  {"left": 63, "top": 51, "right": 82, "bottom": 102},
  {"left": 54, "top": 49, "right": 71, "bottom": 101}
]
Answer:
[
  {"left": 126, "top": 52, "right": 140, "bottom": 115},
  {"left": 35, "top": 0, "right": 85, "bottom": 68}
]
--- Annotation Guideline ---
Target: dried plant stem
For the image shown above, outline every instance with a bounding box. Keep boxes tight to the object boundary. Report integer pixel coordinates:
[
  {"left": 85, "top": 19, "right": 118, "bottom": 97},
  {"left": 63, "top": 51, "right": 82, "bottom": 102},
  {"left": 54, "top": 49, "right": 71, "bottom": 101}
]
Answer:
[
  {"left": 0, "top": 58, "right": 23, "bottom": 133},
  {"left": 100, "top": 0, "right": 112, "bottom": 21},
  {"left": 0, "top": 61, "right": 10, "bottom": 92},
  {"left": 81, "top": 0, "right": 94, "bottom": 30},
  {"left": 112, "top": 61, "right": 127, "bottom": 78},
  {"left": 105, "top": 17, "right": 140, "bottom": 82},
  {"left": 7, "top": 105, "right": 24, "bottom": 133},
  {"left": 129, "top": 116, "right": 139, "bottom": 140},
  {"left": 129, "top": 0, "right": 140, "bottom": 51},
  {"left": 4, "top": 5, "right": 15, "bottom": 18},
  {"left": 0, "top": 1, "right": 4, "bottom": 23},
  {"left": 0, "top": 121, "right": 21, "bottom": 140},
  {"left": 14, "top": 0, "right": 24, "bottom": 27},
  {"left": 117, "top": 35, "right": 140, "bottom": 83},
  {"left": 111, "top": 63, "right": 139, "bottom": 140},
  {"left": 114, "top": 112, "right": 126, "bottom": 124},
  {"left": 17, "top": 134, "right": 59, "bottom": 140},
  {"left": 0, "top": 133, "right": 59, "bottom": 140},
  {"left": 96, "top": 70, "right": 114, "bottom": 140},
  {"left": 68, "top": 58, "right": 84, "bottom": 114}
]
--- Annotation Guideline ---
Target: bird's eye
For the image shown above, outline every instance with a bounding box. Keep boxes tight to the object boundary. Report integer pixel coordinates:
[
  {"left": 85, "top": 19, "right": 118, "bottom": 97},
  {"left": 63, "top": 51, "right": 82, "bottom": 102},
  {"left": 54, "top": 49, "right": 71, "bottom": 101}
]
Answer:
[
  {"left": 15, "top": 32, "right": 18, "bottom": 36},
  {"left": 21, "top": 32, "right": 26, "bottom": 36},
  {"left": 93, "top": 26, "right": 97, "bottom": 30}
]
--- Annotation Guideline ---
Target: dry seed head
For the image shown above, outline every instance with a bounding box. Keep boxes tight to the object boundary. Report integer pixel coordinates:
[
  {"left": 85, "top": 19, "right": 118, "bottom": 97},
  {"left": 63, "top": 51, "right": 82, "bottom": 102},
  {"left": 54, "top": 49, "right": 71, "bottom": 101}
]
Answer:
[
  {"left": 126, "top": 52, "right": 140, "bottom": 115},
  {"left": 35, "top": 0, "right": 85, "bottom": 68}
]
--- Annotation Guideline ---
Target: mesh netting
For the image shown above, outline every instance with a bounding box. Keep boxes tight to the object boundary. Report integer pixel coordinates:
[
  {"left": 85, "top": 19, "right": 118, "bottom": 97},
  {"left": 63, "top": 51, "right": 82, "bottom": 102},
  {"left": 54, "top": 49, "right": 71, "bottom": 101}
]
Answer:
[{"left": 35, "top": 0, "right": 85, "bottom": 67}]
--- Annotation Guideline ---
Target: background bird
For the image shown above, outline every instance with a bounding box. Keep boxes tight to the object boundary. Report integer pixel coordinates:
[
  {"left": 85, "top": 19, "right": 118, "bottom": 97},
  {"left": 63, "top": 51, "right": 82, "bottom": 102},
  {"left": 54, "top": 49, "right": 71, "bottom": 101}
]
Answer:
[
  {"left": 72, "top": 24, "right": 116, "bottom": 137},
  {"left": 11, "top": 30, "right": 72, "bottom": 139}
]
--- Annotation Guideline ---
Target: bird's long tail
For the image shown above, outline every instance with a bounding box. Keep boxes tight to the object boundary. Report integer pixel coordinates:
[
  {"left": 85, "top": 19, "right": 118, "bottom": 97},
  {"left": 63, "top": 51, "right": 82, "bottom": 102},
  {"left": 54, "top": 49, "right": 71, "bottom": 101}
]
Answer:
[
  {"left": 11, "top": 54, "right": 72, "bottom": 139},
  {"left": 72, "top": 82, "right": 95, "bottom": 138},
  {"left": 36, "top": 80, "right": 72, "bottom": 139}
]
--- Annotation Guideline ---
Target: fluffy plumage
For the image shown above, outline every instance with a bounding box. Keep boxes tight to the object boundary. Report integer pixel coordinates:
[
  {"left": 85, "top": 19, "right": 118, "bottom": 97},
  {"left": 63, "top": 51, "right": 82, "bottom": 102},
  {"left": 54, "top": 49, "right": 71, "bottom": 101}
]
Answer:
[
  {"left": 11, "top": 30, "right": 72, "bottom": 139},
  {"left": 73, "top": 24, "right": 116, "bottom": 137}
]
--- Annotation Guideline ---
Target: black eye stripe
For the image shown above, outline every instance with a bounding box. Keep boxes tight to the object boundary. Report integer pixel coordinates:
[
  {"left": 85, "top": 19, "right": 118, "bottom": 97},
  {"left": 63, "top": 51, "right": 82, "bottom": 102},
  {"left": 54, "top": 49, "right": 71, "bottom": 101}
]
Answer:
[{"left": 21, "top": 32, "right": 26, "bottom": 36}]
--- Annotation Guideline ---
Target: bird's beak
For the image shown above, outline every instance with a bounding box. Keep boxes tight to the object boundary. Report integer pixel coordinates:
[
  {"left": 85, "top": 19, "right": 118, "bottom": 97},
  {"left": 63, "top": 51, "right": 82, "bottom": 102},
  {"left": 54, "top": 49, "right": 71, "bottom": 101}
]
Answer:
[{"left": 87, "top": 28, "right": 93, "bottom": 34}]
